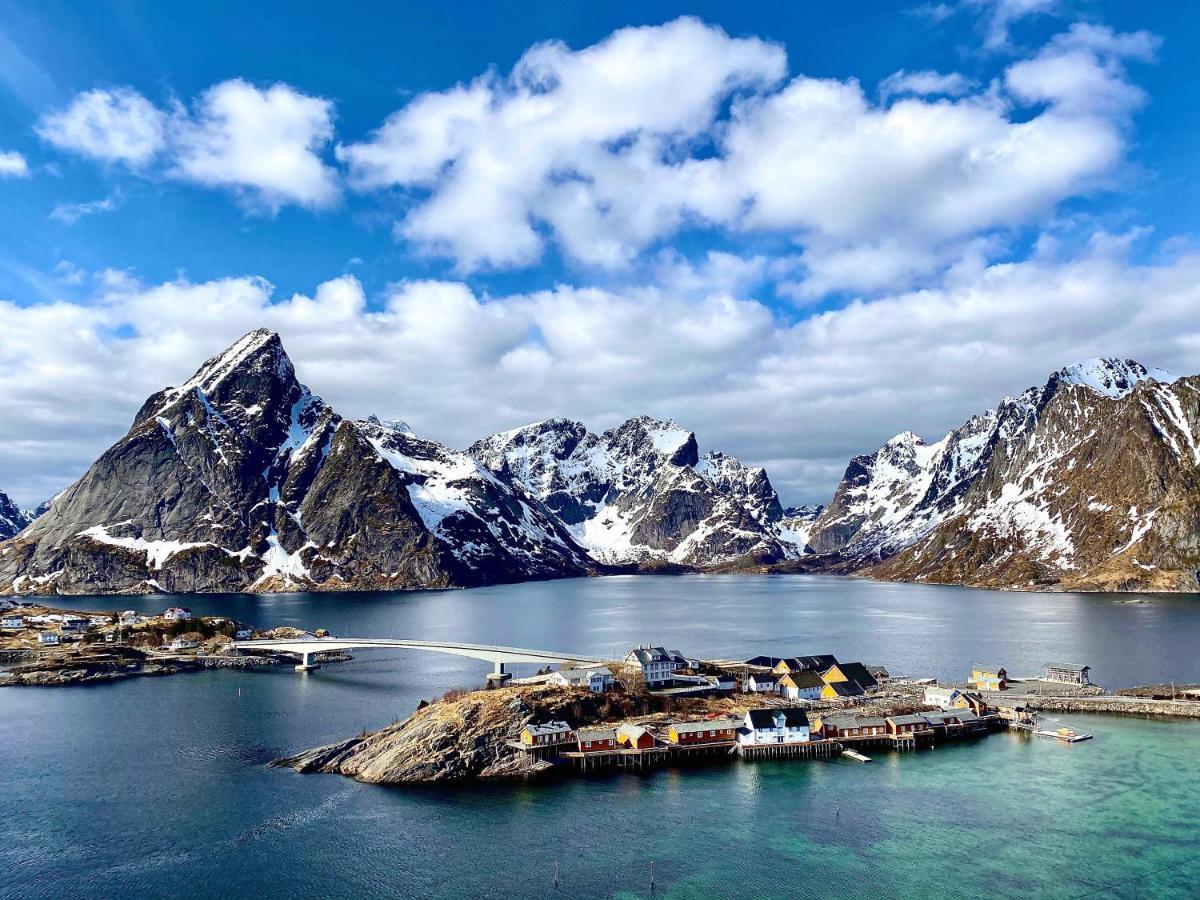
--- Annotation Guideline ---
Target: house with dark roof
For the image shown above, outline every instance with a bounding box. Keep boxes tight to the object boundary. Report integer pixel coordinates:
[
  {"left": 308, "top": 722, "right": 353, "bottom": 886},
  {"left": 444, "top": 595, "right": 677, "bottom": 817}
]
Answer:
[
  {"left": 771, "top": 654, "right": 839, "bottom": 675},
  {"left": 778, "top": 669, "right": 824, "bottom": 701},
  {"left": 623, "top": 646, "right": 690, "bottom": 686},
  {"left": 738, "top": 709, "right": 810, "bottom": 745},
  {"left": 820, "top": 679, "right": 865, "bottom": 701}
]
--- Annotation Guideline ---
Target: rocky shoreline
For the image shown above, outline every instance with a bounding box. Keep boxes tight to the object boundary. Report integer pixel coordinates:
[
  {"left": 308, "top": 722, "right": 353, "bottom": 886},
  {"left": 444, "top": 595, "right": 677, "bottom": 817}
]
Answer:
[{"left": 1021, "top": 695, "right": 1200, "bottom": 719}]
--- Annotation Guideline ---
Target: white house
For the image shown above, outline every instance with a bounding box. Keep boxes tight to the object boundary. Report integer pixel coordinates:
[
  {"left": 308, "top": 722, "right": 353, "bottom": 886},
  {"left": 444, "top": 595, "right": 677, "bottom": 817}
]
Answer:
[
  {"left": 59, "top": 616, "right": 87, "bottom": 632},
  {"left": 167, "top": 637, "right": 199, "bottom": 651},
  {"left": 924, "top": 685, "right": 964, "bottom": 710},
  {"left": 38, "top": 632, "right": 60, "bottom": 646},
  {"left": 119, "top": 610, "right": 141, "bottom": 626},
  {"left": 746, "top": 672, "right": 780, "bottom": 693},
  {"left": 738, "top": 709, "right": 810, "bottom": 745},
  {"left": 777, "top": 669, "right": 824, "bottom": 701},
  {"left": 1, "top": 615, "right": 24, "bottom": 629},
  {"left": 548, "top": 666, "right": 615, "bottom": 692},
  {"left": 623, "top": 646, "right": 689, "bottom": 687},
  {"left": 163, "top": 607, "right": 193, "bottom": 621}
]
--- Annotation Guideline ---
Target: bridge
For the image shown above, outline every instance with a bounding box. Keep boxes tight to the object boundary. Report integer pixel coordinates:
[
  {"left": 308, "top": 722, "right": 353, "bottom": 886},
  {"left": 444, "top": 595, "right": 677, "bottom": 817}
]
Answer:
[{"left": 232, "top": 636, "right": 603, "bottom": 680}]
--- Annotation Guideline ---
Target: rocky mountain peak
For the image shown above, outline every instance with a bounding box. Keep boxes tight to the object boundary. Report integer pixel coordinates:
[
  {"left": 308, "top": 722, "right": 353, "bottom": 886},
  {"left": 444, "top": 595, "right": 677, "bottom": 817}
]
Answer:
[
  {"left": 0, "top": 490, "right": 36, "bottom": 540},
  {"left": 603, "top": 416, "right": 698, "bottom": 469},
  {"left": 1049, "top": 357, "right": 1172, "bottom": 399}
]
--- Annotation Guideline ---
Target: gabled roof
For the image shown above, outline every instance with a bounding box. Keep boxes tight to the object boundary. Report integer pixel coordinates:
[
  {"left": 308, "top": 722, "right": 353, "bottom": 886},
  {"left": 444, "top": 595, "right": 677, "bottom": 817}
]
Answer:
[
  {"left": 577, "top": 726, "right": 618, "bottom": 741},
  {"left": 781, "top": 669, "right": 824, "bottom": 689},
  {"left": 973, "top": 664, "right": 1007, "bottom": 674},
  {"left": 797, "top": 654, "right": 839, "bottom": 670},
  {"left": 618, "top": 723, "right": 654, "bottom": 741},
  {"left": 746, "top": 708, "right": 808, "bottom": 729},
  {"left": 887, "top": 714, "right": 929, "bottom": 726},
  {"left": 523, "top": 720, "right": 573, "bottom": 736},
  {"left": 866, "top": 665, "right": 890, "bottom": 678},
  {"left": 835, "top": 662, "right": 878, "bottom": 689},
  {"left": 749, "top": 672, "right": 780, "bottom": 683},
  {"left": 745, "top": 655, "right": 785, "bottom": 668},
  {"left": 825, "top": 680, "right": 864, "bottom": 697}
]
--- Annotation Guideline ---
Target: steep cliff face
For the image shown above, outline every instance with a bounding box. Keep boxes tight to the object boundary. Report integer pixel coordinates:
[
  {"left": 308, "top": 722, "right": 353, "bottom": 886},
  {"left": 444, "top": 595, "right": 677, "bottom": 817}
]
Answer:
[
  {"left": 874, "top": 371, "right": 1200, "bottom": 591},
  {"left": 470, "top": 416, "right": 798, "bottom": 567},
  {"left": 0, "top": 491, "right": 37, "bottom": 540},
  {"left": 805, "top": 358, "right": 1200, "bottom": 591},
  {"left": 0, "top": 330, "right": 592, "bottom": 595}
]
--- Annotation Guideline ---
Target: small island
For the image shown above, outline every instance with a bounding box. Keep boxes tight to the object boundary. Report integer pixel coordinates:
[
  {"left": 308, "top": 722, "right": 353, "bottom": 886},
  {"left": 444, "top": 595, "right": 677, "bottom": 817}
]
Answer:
[
  {"left": 273, "top": 651, "right": 1200, "bottom": 787},
  {"left": 0, "top": 601, "right": 329, "bottom": 685}
]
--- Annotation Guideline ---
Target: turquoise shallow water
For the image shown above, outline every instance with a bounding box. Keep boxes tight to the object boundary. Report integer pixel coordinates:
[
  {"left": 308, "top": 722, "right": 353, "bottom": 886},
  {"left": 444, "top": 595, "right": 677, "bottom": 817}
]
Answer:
[{"left": 2, "top": 575, "right": 1199, "bottom": 898}]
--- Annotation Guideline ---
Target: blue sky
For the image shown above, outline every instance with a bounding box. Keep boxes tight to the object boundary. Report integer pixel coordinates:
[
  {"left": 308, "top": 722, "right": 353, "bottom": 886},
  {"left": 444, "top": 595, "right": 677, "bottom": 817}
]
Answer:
[{"left": 1, "top": 0, "right": 1198, "bottom": 505}]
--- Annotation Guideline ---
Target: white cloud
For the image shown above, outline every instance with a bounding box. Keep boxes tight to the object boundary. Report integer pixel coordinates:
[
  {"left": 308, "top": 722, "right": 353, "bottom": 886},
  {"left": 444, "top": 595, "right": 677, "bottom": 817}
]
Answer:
[
  {"left": 879, "top": 69, "right": 974, "bottom": 100},
  {"left": 169, "top": 80, "right": 338, "bottom": 210},
  {"left": 337, "top": 17, "right": 788, "bottom": 270},
  {"left": 1005, "top": 23, "right": 1159, "bottom": 116},
  {"left": 965, "top": 0, "right": 1061, "bottom": 50},
  {"left": 0, "top": 150, "right": 30, "bottom": 177},
  {"left": 36, "top": 80, "right": 337, "bottom": 210},
  {"left": 36, "top": 88, "right": 166, "bottom": 164},
  {"left": 50, "top": 191, "right": 121, "bottom": 224},
  {"left": 338, "top": 17, "right": 1155, "bottom": 296},
  {"left": 2, "top": 236, "right": 1199, "bottom": 507}
]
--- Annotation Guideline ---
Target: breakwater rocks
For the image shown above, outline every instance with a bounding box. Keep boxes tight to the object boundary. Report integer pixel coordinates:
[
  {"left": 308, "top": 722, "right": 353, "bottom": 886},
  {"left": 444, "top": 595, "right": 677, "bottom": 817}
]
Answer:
[{"left": 1023, "top": 695, "right": 1200, "bottom": 719}]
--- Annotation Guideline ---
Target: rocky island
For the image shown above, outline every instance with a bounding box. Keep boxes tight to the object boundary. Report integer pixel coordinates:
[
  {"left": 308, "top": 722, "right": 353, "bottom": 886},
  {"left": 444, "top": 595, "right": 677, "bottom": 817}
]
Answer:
[{"left": 0, "top": 601, "right": 309, "bottom": 686}]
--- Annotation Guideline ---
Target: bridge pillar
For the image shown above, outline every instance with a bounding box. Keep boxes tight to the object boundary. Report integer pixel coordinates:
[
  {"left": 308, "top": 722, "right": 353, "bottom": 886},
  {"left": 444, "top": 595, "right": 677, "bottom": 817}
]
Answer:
[
  {"left": 486, "top": 660, "right": 511, "bottom": 686},
  {"left": 295, "top": 651, "right": 321, "bottom": 673}
]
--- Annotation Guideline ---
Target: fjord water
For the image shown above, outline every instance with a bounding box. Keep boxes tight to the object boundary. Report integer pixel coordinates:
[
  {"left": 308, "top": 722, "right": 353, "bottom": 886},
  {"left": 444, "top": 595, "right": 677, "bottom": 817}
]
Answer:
[{"left": 3, "top": 575, "right": 1200, "bottom": 899}]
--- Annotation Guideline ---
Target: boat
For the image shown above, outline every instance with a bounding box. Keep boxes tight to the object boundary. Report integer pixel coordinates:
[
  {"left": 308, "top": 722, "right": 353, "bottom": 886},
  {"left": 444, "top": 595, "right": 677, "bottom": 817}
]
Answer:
[{"left": 841, "top": 749, "right": 872, "bottom": 762}]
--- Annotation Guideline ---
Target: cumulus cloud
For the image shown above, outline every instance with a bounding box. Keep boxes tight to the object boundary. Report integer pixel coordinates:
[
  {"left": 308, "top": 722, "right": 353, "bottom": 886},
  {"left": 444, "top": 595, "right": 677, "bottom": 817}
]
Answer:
[
  {"left": 339, "top": 17, "right": 786, "bottom": 270},
  {"left": 168, "top": 80, "right": 338, "bottom": 210},
  {"left": 36, "top": 88, "right": 166, "bottom": 164},
  {"left": 0, "top": 150, "right": 30, "bottom": 177},
  {"left": 36, "top": 80, "right": 337, "bottom": 210},
  {"left": 338, "top": 16, "right": 1154, "bottom": 295},
  {"left": 2, "top": 236, "right": 1199, "bottom": 507}
]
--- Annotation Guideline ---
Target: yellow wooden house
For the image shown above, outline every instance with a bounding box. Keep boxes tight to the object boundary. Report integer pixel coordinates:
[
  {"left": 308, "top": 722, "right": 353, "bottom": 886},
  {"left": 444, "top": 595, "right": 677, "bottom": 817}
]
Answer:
[{"left": 970, "top": 665, "right": 1007, "bottom": 691}]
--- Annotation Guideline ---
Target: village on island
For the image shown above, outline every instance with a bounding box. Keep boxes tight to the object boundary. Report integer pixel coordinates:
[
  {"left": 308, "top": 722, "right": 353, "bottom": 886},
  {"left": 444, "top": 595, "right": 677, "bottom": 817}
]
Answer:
[
  {"left": 7, "top": 600, "right": 1200, "bottom": 782},
  {"left": 507, "top": 647, "right": 1106, "bottom": 772}
]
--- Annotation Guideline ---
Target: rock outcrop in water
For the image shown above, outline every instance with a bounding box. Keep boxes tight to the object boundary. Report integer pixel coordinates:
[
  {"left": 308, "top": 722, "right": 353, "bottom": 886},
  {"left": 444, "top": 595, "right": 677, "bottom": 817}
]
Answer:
[{"left": 273, "top": 685, "right": 658, "bottom": 783}]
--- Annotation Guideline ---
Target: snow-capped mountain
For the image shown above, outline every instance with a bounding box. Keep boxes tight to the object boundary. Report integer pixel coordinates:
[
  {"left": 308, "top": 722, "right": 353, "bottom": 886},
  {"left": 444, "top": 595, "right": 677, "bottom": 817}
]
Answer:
[
  {"left": 469, "top": 417, "right": 799, "bottom": 567},
  {"left": 0, "top": 490, "right": 37, "bottom": 540},
  {"left": 0, "top": 330, "right": 593, "bottom": 595},
  {"left": 812, "top": 358, "right": 1200, "bottom": 590}
]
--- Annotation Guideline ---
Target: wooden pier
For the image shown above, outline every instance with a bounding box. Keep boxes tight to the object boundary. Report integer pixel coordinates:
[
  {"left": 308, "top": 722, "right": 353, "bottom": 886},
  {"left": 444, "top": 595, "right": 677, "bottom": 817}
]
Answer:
[{"left": 738, "top": 740, "right": 842, "bottom": 761}]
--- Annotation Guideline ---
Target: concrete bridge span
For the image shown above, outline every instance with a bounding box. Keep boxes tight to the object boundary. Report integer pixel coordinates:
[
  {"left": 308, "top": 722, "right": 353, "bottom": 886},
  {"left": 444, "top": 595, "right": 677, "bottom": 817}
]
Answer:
[{"left": 232, "top": 637, "right": 602, "bottom": 679}]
